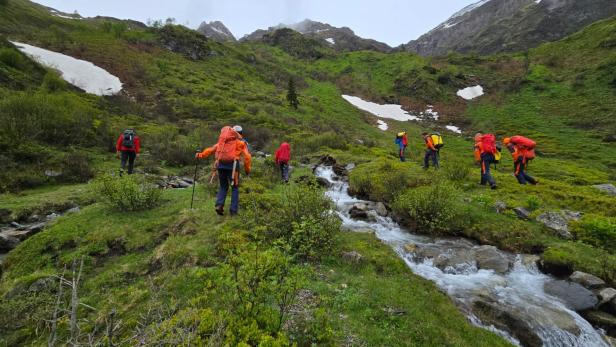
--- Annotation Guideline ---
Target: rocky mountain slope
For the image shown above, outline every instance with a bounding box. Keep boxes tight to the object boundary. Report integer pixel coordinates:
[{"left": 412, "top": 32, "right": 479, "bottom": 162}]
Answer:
[
  {"left": 404, "top": 0, "right": 616, "bottom": 56},
  {"left": 196, "top": 20, "right": 236, "bottom": 42},
  {"left": 242, "top": 19, "right": 391, "bottom": 52}
]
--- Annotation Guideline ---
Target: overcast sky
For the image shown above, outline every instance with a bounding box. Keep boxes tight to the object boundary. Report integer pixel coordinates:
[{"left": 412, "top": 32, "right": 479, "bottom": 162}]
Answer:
[{"left": 34, "top": 0, "right": 478, "bottom": 46}]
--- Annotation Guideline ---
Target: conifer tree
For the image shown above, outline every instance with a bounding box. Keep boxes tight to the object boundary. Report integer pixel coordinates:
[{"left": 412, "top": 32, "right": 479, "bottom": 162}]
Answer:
[{"left": 286, "top": 78, "right": 299, "bottom": 110}]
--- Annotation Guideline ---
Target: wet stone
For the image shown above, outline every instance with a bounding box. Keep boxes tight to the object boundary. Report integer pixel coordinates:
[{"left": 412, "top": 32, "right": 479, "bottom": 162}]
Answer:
[
  {"left": 513, "top": 207, "right": 531, "bottom": 220},
  {"left": 598, "top": 288, "right": 616, "bottom": 306},
  {"left": 544, "top": 280, "right": 598, "bottom": 311},
  {"left": 569, "top": 271, "right": 606, "bottom": 290}
]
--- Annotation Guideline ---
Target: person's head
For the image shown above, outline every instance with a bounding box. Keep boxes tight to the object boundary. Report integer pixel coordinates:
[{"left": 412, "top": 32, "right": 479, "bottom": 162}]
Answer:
[
  {"left": 503, "top": 137, "right": 511, "bottom": 145},
  {"left": 421, "top": 132, "right": 428, "bottom": 137},
  {"left": 233, "top": 125, "right": 243, "bottom": 135},
  {"left": 474, "top": 132, "right": 483, "bottom": 141}
]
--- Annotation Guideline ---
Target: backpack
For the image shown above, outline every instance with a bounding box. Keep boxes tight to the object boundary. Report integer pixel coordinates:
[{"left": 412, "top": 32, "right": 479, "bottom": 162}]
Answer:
[
  {"left": 481, "top": 134, "right": 497, "bottom": 154},
  {"left": 494, "top": 146, "right": 502, "bottom": 164},
  {"left": 510, "top": 136, "right": 536, "bottom": 160},
  {"left": 431, "top": 134, "right": 444, "bottom": 149},
  {"left": 122, "top": 129, "right": 135, "bottom": 149},
  {"left": 215, "top": 126, "right": 239, "bottom": 164},
  {"left": 276, "top": 143, "right": 291, "bottom": 164}
]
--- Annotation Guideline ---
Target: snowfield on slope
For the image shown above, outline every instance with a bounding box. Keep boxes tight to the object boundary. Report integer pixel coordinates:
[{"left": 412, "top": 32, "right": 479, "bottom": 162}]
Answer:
[
  {"left": 457, "top": 85, "right": 484, "bottom": 100},
  {"left": 11, "top": 41, "right": 122, "bottom": 96},
  {"left": 342, "top": 95, "right": 419, "bottom": 122},
  {"left": 377, "top": 120, "right": 389, "bottom": 131}
]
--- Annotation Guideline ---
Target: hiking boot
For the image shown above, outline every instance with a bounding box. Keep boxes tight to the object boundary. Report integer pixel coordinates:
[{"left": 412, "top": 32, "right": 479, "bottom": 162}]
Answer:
[
  {"left": 215, "top": 205, "right": 224, "bottom": 216},
  {"left": 491, "top": 185, "right": 498, "bottom": 190}
]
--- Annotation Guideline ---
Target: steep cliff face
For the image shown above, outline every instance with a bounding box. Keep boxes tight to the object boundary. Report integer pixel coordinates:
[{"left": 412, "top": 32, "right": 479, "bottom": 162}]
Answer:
[
  {"left": 242, "top": 19, "right": 391, "bottom": 53},
  {"left": 197, "top": 21, "right": 236, "bottom": 42},
  {"left": 404, "top": 0, "right": 616, "bottom": 56}
]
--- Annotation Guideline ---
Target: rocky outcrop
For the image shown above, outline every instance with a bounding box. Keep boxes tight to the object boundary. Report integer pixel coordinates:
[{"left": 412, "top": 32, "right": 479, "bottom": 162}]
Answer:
[
  {"left": 544, "top": 280, "right": 598, "bottom": 311},
  {"left": 197, "top": 21, "right": 236, "bottom": 42},
  {"left": 593, "top": 184, "right": 616, "bottom": 196},
  {"left": 513, "top": 207, "right": 531, "bottom": 220},
  {"left": 341, "top": 251, "right": 363, "bottom": 264},
  {"left": 0, "top": 234, "right": 19, "bottom": 252},
  {"left": 473, "top": 299, "right": 543, "bottom": 347},
  {"left": 598, "top": 288, "right": 616, "bottom": 306},
  {"left": 242, "top": 19, "right": 391, "bottom": 53},
  {"left": 569, "top": 271, "right": 606, "bottom": 290},
  {"left": 349, "top": 203, "right": 376, "bottom": 222},
  {"left": 537, "top": 210, "right": 582, "bottom": 239},
  {"left": 404, "top": 0, "right": 616, "bottom": 56},
  {"left": 158, "top": 25, "right": 212, "bottom": 60}
]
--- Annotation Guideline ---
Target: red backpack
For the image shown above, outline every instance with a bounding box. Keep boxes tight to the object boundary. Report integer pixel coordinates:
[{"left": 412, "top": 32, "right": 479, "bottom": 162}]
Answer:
[
  {"left": 481, "top": 134, "right": 497, "bottom": 154},
  {"left": 276, "top": 142, "right": 291, "bottom": 164},
  {"left": 215, "top": 126, "right": 239, "bottom": 164},
  {"left": 510, "top": 136, "right": 536, "bottom": 160}
]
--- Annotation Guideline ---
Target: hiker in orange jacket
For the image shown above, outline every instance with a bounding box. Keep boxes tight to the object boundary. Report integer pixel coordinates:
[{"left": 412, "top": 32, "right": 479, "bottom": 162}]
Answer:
[
  {"left": 476, "top": 132, "right": 498, "bottom": 189},
  {"left": 504, "top": 137, "right": 538, "bottom": 185},
  {"left": 422, "top": 132, "right": 439, "bottom": 169},
  {"left": 196, "top": 126, "right": 252, "bottom": 216}
]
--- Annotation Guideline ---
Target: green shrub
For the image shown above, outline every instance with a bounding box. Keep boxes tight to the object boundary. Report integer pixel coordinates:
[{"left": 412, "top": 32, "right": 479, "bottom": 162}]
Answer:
[
  {"left": 94, "top": 174, "right": 162, "bottom": 211},
  {"left": 0, "top": 48, "right": 25, "bottom": 69},
  {"left": 57, "top": 151, "right": 95, "bottom": 183},
  {"left": 443, "top": 159, "right": 471, "bottom": 182},
  {"left": 572, "top": 215, "right": 616, "bottom": 253},
  {"left": 525, "top": 195, "right": 541, "bottom": 211},
  {"left": 289, "top": 217, "right": 338, "bottom": 261},
  {"left": 292, "top": 132, "right": 348, "bottom": 156},
  {"left": 41, "top": 71, "right": 66, "bottom": 92},
  {"left": 393, "top": 184, "right": 467, "bottom": 235}
]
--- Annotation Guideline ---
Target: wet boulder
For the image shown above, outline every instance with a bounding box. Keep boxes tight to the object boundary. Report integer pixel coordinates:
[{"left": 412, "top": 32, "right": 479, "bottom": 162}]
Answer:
[
  {"left": 0, "top": 234, "right": 19, "bottom": 252},
  {"left": 582, "top": 311, "right": 616, "bottom": 337},
  {"left": 315, "top": 177, "right": 331, "bottom": 188},
  {"left": 2, "top": 222, "right": 46, "bottom": 241},
  {"left": 598, "top": 288, "right": 616, "bottom": 306},
  {"left": 472, "top": 300, "right": 543, "bottom": 347},
  {"left": 593, "top": 184, "right": 616, "bottom": 196},
  {"left": 569, "top": 271, "right": 606, "bottom": 290},
  {"left": 332, "top": 163, "right": 348, "bottom": 177},
  {"left": 433, "top": 250, "right": 477, "bottom": 273},
  {"left": 319, "top": 155, "right": 336, "bottom": 166},
  {"left": 375, "top": 202, "right": 388, "bottom": 217},
  {"left": 544, "top": 280, "right": 598, "bottom": 311},
  {"left": 474, "top": 245, "right": 512, "bottom": 274},
  {"left": 349, "top": 203, "right": 375, "bottom": 222}
]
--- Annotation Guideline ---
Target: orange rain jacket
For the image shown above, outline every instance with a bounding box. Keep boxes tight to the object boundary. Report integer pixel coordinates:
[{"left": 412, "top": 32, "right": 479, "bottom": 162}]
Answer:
[
  {"left": 424, "top": 135, "right": 437, "bottom": 151},
  {"left": 197, "top": 139, "right": 252, "bottom": 174}
]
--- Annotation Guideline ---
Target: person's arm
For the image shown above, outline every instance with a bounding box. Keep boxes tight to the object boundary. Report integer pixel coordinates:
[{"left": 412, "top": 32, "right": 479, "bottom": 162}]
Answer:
[
  {"left": 196, "top": 144, "right": 217, "bottom": 159},
  {"left": 427, "top": 138, "right": 436, "bottom": 151},
  {"left": 134, "top": 136, "right": 141, "bottom": 154},
  {"left": 274, "top": 149, "right": 280, "bottom": 165},
  {"left": 242, "top": 144, "right": 252, "bottom": 174},
  {"left": 116, "top": 135, "right": 122, "bottom": 152}
]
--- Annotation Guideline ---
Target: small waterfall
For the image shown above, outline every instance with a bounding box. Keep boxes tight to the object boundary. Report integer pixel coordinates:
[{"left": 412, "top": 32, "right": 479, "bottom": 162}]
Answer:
[{"left": 315, "top": 166, "right": 609, "bottom": 347}]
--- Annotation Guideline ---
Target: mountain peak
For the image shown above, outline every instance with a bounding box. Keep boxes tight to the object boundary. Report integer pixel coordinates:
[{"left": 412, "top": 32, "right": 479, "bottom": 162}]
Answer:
[
  {"left": 242, "top": 19, "right": 390, "bottom": 53},
  {"left": 197, "top": 21, "right": 236, "bottom": 42}
]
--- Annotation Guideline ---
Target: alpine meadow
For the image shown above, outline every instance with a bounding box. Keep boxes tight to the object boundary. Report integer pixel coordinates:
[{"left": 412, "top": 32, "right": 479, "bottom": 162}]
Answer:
[{"left": 1, "top": 0, "right": 616, "bottom": 346}]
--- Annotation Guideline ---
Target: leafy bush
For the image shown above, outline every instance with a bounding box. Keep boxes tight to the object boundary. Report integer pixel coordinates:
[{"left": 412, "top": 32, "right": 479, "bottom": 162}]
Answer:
[
  {"left": 393, "top": 184, "right": 467, "bottom": 235},
  {"left": 291, "top": 131, "right": 348, "bottom": 156},
  {"left": 525, "top": 195, "right": 541, "bottom": 211},
  {"left": 94, "top": 174, "right": 162, "bottom": 211},
  {"left": 0, "top": 48, "right": 26, "bottom": 69},
  {"left": 289, "top": 217, "right": 338, "bottom": 261},
  {"left": 41, "top": 71, "right": 66, "bottom": 92},
  {"left": 443, "top": 159, "right": 471, "bottom": 182},
  {"left": 57, "top": 151, "right": 95, "bottom": 183},
  {"left": 572, "top": 215, "right": 616, "bottom": 253}
]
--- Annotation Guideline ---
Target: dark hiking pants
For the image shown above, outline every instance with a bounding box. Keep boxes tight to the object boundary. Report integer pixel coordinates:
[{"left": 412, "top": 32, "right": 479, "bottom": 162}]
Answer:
[
  {"left": 216, "top": 168, "right": 239, "bottom": 215},
  {"left": 480, "top": 153, "right": 496, "bottom": 187},
  {"left": 515, "top": 158, "right": 537, "bottom": 185},
  {"left": 424, "top": 149, "right": 439, "bottom": 169},
  {"left": 120, "top": 151, "right": 136, "bottom": 175},
  {"left": 280, "top": 163, "right": 290, "bottom": 182}
]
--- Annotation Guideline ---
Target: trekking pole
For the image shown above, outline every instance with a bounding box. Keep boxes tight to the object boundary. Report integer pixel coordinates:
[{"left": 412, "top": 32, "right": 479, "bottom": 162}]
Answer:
[{"left": 190, "top": 155, "right": 199, "bottom": 209}]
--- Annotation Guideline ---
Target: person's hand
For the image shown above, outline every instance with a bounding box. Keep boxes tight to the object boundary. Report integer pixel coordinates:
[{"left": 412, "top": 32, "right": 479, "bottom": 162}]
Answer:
[
  {"left": 136, "top": 153, "right": 140, "bottom": 158},
  {"left": 116, "top": 152, "right": 120, "bottom": 159},
  {"left": 195, "top": 153, "right": 201, "bottom": 159}
]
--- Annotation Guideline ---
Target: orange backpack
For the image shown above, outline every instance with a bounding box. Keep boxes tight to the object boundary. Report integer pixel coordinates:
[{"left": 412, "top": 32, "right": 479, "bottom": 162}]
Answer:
[{"left": 215, "top": 126, "right": 239, "bottom": 164}]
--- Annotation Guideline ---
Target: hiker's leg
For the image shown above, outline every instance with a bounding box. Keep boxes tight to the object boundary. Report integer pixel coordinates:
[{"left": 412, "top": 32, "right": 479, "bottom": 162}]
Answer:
[
  {"left": 432, "top": 150, "right": 439, "bottom": 169},
  {"left": 230, "top": 174, "right": 240, "bottom": 215},
  {"left": 282, "top": 164, "right": 290, "bottom": 182},
  {"left": 127, "top": 151, "right": 136, "bottom": 175},
  {"left": 120, "top": 151, "right": 128, "bottom": 173},
  {"left": 216, "top": 169, "right": 230, "bottom": 208},
  {"left": 423, "top": 150, "right": 430, "bottom": 169},
  {"left": 515, "top": 159, "right": 527, "bottom": 185}
]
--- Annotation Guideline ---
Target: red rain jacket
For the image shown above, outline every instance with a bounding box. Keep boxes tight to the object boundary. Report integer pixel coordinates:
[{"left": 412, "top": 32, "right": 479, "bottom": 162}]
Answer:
[
  {"left": 275, "top": 142, "right": 291, "bottom": 164},
  {"left": 116, "top": 133, "right": 141, "bottom": 153}
]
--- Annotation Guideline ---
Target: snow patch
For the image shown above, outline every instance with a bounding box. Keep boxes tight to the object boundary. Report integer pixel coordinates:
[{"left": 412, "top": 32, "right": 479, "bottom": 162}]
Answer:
[
  {"left": 342, "top": 95, "right": 419, "bottom": 122},
  {"left": 450, "top": 0, "right": 492, "bottom": 20},
  {"left": 535, "top": 0, "right": 542, "bottom": 3},
  {"left": 377, "top": 120, "right": 388, "bottom": 131},
  {"left": 11, "top": 42, "right": 122, "bottom": 96},
  {"left": 446, "top": 125, "right": 462, "bottom": 134},
  {"left": 457, "top": 85, "right": 484, "bottom": 100},
  {"left": 423, "top": 105, "right": 439, "bottom": 120},
  {"left": 443, "top": 22, "right": 458, "bottom": 29},
  {"left": 325, "top": 38, "right": 335, "bottom": 45}
]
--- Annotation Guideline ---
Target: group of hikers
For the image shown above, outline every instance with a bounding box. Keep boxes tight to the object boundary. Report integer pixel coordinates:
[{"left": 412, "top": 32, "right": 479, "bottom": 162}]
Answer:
[
  {"left": 395, "top": 130, "right": 538, "bottom": 190},
  {"left": 115, "top": 125, "right": 537, "bottom": 216},
  {"left": 115, "top": 125, "right": 291, "bottom": 216}
]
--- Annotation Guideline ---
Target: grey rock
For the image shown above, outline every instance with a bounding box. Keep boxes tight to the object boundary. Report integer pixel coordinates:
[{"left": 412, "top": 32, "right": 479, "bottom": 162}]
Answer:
[
  {"left": 349, "top": 204, "right": 375, "bottom": 222},
  {"left": 582, "top": 311, "right": 616, "bottom": 337},
  {"left": 315, "top": 177, "right": 331, "bottom": 188},
  {"left": 46, "top": 213, "right": 59, "bottom": 221},
  {"left": 44, "top": 169, "right": 62, "bottom": 177},
  {"left": 494, "top": 201, "right": 507, "bottom": 214},
  {"left": 333, "top": 163, "right": 348, "bottom": 177},
  {"left": 0, "top": 234, "right": 20, "bottom": 252},
  {"left": 473, "top": 299, "right": 543, "bottom": 347},
  {"left": 2, "top": 222, "right": 46, "bottom": 241},
  {"left": 197, "top": 21, "right": 236, "bottom": 42},
  {"left": 341, "top": 251, "right": 363, "bottom": 264},
  {"left": 570, "top": 271, "right": 606, "bottom": 290},
  {"left": 537, "top": 211, "right": 576, "bottom": 239},
  {"left": 10, "top": 221, "right": 23, "bottom": 229},
  {"left": 345, "top": 163, "right": 356, "bottom": 171},
  {"left": 593, "top": 184, "right": 616, "bottom": 196},
  {"left": 598, "top": 288, "right": 616, "bottom": 305},
  {"left": 513, "top": 207, "right": 531, "bottom": 220},
  {"left": 474, "top": 245, "right": 512, "bottom": 274},
  {"left": 28, "top": 277, "right": 57, "bottom": 293},
  {"left": 544, "top": 280, "right": 598, "bottom": 311},
  {"left": 375, "top": 202, "right": 388, "bottom": 217},
  {"left": 66, "top": 207, "right": 80, "bottom": 214},
  {"left": 433, "top": 249, "right": 476, "bottom": 272}
]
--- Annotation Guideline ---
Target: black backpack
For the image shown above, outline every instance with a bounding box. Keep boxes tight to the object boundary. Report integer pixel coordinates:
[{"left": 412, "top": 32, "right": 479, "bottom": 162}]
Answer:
[{"left": 122, "top": 130, "right": 135, "bottom": 149}]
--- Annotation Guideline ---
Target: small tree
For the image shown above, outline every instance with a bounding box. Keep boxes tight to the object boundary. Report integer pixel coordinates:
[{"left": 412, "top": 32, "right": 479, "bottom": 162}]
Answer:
[{"left": 286, "top": 78, "right": 299, "bottom": 110}]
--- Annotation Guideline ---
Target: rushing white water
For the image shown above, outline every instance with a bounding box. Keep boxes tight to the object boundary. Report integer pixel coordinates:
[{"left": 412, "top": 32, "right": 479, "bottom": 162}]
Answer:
[{"left": 316, "top": 166, "right": 609, "bottom": 347}]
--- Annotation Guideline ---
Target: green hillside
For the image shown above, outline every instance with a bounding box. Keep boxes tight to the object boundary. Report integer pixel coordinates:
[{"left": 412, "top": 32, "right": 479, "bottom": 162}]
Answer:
[{"left": 0, "top": 0, "right": 615, "bottom": 345}]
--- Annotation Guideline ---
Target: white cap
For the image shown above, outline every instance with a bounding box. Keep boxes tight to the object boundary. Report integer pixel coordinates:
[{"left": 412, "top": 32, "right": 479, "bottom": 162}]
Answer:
[{"left": 233, "top": 125, "right": 243, "bottom": 133}]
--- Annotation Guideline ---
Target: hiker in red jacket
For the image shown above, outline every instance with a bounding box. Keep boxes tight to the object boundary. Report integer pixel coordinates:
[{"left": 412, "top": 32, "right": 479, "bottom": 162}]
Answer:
[
  {"left": 275, "top": 142, "right": 291, "bottom": 183},
  {"left": 116, "top": 129, "right": 141, "bottom": 176}
]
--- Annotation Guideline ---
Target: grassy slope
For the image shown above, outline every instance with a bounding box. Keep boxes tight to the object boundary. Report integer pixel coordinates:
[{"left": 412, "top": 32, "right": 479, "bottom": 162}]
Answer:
[{"left": 0, "top": 0, "right": 512, "bottom": 345}]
